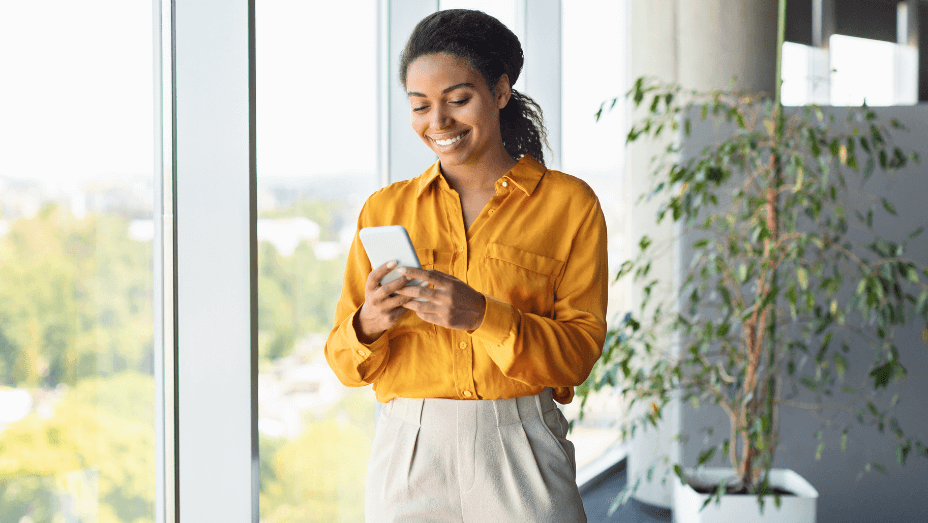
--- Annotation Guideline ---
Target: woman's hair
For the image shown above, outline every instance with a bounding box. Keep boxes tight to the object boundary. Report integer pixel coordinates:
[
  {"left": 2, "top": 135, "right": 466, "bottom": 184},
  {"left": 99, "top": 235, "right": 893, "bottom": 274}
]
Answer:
[{"left": 399, "top": 9, "right": 549, "bottom": 164}]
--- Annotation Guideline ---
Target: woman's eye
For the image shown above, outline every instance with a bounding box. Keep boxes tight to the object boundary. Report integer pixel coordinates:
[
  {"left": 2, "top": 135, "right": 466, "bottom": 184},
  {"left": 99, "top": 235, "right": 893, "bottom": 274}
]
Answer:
[
  {"left": 450, "top": 98, "right": 470, "bottom": 105},
  {"left": 412, "top": 106, "right": 428, "bottom": 112}
]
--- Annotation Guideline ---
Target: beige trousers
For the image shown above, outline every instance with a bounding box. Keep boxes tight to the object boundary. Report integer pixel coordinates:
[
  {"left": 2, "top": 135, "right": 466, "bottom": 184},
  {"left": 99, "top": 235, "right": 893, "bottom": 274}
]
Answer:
[{"left": 364, "top": 387, "right": 587, "bottom": 523}]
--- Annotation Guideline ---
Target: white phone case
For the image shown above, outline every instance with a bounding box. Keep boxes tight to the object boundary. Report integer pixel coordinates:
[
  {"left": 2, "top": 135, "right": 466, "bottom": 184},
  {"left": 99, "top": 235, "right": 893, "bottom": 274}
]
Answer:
[{"left": 358, "top": 225, "right": 426, "bottom": 299}]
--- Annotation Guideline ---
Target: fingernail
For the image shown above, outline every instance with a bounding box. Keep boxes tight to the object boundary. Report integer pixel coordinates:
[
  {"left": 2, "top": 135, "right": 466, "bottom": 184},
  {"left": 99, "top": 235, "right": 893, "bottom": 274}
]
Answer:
[
  {"left": 396, "top": 267, "right": 407, "bottom": 274},
  {"left": 420, "top": 281, "right": 429, "bottom": 287},
  {"left": 386, "top": 260, "right": 397, "bottom": 268}
]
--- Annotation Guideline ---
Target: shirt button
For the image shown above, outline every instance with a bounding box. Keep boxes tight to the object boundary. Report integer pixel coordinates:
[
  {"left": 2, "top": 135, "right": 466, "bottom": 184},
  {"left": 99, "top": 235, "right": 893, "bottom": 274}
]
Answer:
[
  {"left": 463, "top": 390, "right": 472, "bottom": 398},
  {"left": 457, "top": 245, "right": 464, "bottom": 253},
  {"left": 357, "top": 350, "right": 366, "bottom": 356},
  {"left": 488, "top": 209, "right": 495, "bottom": 215},
  {"left": 501, "top": 181, "right": 509, "bottom": 188},
  {"left": 459, "top": 342, "right": 467, "bottom": 349}
]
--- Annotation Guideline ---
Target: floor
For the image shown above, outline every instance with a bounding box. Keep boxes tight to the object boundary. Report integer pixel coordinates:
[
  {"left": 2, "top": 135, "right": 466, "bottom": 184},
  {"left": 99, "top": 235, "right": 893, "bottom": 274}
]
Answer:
[{"left": 580, "top": 461, "right": 673, "bottom": 523}]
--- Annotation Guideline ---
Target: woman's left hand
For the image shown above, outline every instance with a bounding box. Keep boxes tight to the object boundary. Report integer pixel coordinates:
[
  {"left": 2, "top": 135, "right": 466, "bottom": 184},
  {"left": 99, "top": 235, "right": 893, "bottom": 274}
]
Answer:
[{"left": 393, "top": 266, "right": 487, "bottom": 331}]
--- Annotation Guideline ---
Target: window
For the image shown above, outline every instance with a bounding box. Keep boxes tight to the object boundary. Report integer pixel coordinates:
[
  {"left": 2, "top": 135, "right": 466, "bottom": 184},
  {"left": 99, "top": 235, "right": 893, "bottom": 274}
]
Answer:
[
  {"left": 781, "top": 35, "right": 918, "bottom": 106},
  {"left": 830, "top": 34, "right": 917, "bottom": 106},
  {"left": 560, "top": 0, "right": 629, "bottom": 472},
  {"left": 256, "top": 1, "right": 378, "bottom": 521},
  {"left": 0, "top": 2, "right": 156, "bottom": 522}
]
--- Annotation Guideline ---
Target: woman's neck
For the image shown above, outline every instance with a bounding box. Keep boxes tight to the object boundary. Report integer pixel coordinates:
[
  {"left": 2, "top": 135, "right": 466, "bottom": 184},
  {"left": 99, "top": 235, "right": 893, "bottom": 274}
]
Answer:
[{"left": 441, "top": 148, "right": 519, "bottom": 196}]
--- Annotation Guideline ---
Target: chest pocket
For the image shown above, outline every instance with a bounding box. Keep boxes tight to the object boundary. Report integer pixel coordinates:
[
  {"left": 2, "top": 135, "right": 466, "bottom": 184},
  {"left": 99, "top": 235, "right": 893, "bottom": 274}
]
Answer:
[{"left": 483, "top": 242, "right": 565, "bottom": 317}]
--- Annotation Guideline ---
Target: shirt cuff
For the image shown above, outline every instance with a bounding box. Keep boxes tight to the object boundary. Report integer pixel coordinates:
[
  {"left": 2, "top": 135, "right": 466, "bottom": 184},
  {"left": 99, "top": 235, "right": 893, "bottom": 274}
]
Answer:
[
  {"left": 469, "top": 294, "right": 517, "bottom": 347},
  {"left": 347, "top": 307, "right": 389, "bottom": 359}
]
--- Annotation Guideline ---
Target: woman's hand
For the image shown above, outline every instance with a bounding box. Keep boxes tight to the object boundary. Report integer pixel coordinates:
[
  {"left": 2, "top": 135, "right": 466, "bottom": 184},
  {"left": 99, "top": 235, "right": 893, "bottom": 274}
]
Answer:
[
  {"left": 393, "top": 267, "right": 487, "bottom": 331},
  {"left": 354, "top": 261, "right": 417, "bottom": 344}
]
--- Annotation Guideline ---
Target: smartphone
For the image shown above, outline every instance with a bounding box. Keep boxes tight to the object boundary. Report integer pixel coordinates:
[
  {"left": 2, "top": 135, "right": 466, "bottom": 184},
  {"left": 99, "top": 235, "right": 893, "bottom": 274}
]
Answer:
[{"left": 358, "top": 225, "right": 426, "bottom": 299}]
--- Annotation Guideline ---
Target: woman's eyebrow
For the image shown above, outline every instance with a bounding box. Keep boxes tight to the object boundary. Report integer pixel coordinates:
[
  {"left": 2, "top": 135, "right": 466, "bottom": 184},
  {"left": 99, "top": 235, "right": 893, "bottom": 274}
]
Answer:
[{"left": 407, "top": 82, "right": 475, "bottom": 97}]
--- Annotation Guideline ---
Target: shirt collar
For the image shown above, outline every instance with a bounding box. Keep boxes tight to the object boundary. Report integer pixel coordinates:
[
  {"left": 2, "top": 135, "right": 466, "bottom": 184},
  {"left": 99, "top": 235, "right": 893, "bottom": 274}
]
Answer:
[{"left": 415, "top": 154, "right": 546, "bottom": 198}]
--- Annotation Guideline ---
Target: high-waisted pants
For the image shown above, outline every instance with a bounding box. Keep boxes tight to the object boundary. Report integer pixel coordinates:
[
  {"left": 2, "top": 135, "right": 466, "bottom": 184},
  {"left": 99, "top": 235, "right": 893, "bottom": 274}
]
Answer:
[{"left": 364, "top": 387, "right": 588, "bottom": 522}]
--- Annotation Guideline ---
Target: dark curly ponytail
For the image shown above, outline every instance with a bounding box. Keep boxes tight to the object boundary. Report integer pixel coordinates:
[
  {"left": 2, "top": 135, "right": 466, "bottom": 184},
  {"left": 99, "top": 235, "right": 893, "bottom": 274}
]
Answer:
[{"left": 399, "top": 9, "right": 550, "bottom": 164}]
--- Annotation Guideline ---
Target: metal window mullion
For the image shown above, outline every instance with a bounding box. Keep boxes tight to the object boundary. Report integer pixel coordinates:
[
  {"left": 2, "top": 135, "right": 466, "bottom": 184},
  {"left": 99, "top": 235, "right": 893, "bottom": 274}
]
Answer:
[
  {"left": 154, "top": 0, "right": 177, "bottom": 521},
  {"left": 173, "top": 0, "right": 258, "bottom": 521}
]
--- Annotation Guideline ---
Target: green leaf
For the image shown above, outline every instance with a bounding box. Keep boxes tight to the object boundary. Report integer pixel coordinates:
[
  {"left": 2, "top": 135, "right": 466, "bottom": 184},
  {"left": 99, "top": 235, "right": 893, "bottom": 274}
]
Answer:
[
  {"left": 834, "top": 354, "right": 847, "bottom": 380},
  {"left": 841, "top": 430, "right": 849, "bottom": 451},
  {"left": 897, "top": 441, "right": 912, "bottom": 465},
  {"left": 863, "top": 157, "right": 875, "bottom": 182},
  {"left": 815, "top": 441, "right": 825, "bottom": 460},
  {"left": 881, "top": 198, "right": 897, "bottom": 216},
  {"left": 890, "top": 418, "right": 904, "bottom": 439},
  {"left": 797, "top": 267, "right": 809, "bottom": 291},
  {"left": 870, "top": 360, "right": 907, "bottom": 389},
  {"left": 856, "top": 278, "right": 867, "bottom": 296},
  {"left": 697, "top": 447, "right": 716, "bottom": 466}
]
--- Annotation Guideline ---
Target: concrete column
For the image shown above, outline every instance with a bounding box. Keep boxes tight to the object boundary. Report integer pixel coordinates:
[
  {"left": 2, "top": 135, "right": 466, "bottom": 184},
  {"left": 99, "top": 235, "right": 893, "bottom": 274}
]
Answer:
[
  {"left": 676, "top": 0, "right": 778, "bottom": 94},
  {"left": 624, "top": 0, "right": 777, "bottom": 509}
]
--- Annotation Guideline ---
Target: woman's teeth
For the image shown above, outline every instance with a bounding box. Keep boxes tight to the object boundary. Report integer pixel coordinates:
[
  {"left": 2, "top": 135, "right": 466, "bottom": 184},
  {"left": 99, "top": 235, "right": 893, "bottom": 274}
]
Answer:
[{"left": 435, "top": 133, "right": 465, "bottom": 146}]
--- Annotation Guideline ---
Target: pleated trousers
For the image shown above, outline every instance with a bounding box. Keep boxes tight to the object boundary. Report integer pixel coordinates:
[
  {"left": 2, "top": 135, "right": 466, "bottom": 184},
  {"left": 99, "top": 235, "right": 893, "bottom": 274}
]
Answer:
[{"left": 364, "top": 387, "right": 587, "bottom": 523}]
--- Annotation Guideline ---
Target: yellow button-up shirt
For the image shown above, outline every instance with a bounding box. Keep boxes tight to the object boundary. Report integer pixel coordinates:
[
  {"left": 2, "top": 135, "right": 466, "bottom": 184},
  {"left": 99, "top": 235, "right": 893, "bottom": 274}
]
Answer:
[{"left": 324, "top": 155, "right": 608, "bottom": 404}]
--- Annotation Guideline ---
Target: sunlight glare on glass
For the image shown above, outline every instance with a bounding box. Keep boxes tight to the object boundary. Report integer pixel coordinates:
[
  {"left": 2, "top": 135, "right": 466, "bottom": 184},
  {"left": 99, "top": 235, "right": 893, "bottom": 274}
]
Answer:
[
  {"left": 780, "top": 42, "right": 810, "bottom": 106},
  {"left": 0, "top": 1, "right": 153, "bottom": 187},
  {"left": 562, "top": 0, "right": 624, "bottom": 176},
  {"left": 830, "top": 34, "right": 896, "bottom": 107},
  {"left": 257, "top": 0, "right": 377, "bottom": 179}
]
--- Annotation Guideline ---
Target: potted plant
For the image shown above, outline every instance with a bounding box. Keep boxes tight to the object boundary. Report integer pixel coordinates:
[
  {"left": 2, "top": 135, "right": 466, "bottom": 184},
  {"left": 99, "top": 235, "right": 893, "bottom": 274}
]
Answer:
[{"left": 577, "top": 22, "right": 928, "bottom": 523}]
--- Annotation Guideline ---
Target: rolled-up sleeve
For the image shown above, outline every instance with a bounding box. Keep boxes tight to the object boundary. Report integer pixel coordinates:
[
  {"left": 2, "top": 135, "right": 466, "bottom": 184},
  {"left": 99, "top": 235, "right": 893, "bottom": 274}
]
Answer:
[
  {"left": 323, "top": 202, "right": 391, "bottom": 386},
  {"left": 471, "top": 197, "right": 608, "bottom": 400}
]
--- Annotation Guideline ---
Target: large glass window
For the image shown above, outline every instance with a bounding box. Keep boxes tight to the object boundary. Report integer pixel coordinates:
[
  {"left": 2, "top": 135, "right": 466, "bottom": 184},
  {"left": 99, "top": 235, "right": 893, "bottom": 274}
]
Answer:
[
  {"left": 256, "top": 1, "right": 378, "bottom": 521},
  {"left": 830, "top": 34, "right": 906, "bottom": 106},
  {"left": 781, "top": 35, "right": 918, "bottom": 107},
  {"left": 560, "top": 0, "right": 628, "bottom": 471},
  {"left": 0, "top": 2, "right": 156, "bottom": 522}
]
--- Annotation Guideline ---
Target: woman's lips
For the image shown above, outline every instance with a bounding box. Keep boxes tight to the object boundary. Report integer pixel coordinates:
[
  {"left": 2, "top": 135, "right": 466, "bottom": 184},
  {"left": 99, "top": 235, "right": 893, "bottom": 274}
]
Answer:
[{"left": 432, "top": 130, "right": 469, "bottom": 147}]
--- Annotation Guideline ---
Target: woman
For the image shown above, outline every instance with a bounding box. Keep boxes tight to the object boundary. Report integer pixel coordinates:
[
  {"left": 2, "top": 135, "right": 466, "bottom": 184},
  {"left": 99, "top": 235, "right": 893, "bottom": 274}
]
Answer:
[{"left": 324, "top": 9, "right": 607, "bottom": 522}]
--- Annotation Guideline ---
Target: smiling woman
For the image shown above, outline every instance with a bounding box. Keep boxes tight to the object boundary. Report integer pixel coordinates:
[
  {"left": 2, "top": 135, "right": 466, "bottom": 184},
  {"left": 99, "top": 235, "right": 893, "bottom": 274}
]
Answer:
[{"left": 324, "top": 9, "right": 608, "bottom": 523}]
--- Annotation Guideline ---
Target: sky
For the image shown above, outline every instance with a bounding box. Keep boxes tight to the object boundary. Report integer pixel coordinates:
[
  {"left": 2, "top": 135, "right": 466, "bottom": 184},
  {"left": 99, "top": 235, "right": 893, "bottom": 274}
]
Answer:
[{"left": 0, "top": 1, "right": 156, "bottom": 189}]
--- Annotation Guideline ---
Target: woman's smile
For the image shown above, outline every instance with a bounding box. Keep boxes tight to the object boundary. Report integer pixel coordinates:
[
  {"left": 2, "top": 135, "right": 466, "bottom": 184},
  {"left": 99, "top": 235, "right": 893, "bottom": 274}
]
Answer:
[{"left": 432, "top": 130, "right": 469, "bottom": 146}]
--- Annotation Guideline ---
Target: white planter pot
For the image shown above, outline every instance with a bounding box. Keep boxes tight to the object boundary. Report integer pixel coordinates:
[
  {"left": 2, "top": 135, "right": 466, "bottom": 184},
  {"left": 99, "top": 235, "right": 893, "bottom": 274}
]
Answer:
[{"left": 672, "top": 467, "right": 818, "bottom": 523}]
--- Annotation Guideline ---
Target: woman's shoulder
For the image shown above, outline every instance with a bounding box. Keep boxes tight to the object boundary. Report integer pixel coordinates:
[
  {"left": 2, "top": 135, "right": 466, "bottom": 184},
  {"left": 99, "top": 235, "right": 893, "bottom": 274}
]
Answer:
[
  {"left": 537, "top": 168, "right": 601, "bottom": 208},
  {"left": 364, "top": 162, "right": 440, "bottom": 205},
  {"left": 357, "top": 165, "right": 440, "bottom": 224},
  {"left": 362, "top": 176, "right": 427, "bottom": 207}
]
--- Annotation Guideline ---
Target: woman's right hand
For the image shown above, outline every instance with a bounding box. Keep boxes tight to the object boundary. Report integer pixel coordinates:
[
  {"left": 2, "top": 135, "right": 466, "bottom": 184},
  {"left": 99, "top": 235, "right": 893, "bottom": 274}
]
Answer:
[{"left": 354, "top": 261, "right": 417, "bottom": 344}]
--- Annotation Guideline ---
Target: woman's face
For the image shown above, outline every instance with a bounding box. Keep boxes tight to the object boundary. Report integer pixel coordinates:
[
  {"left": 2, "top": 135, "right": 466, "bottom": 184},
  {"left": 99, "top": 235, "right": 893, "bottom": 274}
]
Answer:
[{"left": 405, "top": 53, "right": 510, "bottom": 171}]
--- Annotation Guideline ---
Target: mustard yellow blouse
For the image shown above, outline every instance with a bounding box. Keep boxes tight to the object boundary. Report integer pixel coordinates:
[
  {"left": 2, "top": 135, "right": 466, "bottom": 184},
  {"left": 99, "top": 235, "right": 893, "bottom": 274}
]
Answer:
[{"left": 324, "top": 155, "right": 608, "bottom": 404}]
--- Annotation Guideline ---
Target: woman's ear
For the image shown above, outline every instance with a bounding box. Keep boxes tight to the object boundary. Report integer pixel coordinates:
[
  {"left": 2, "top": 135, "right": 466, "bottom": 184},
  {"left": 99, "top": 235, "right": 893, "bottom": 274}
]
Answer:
[{"left": 495, "top": 74, "right": 512, "bottom": 110}]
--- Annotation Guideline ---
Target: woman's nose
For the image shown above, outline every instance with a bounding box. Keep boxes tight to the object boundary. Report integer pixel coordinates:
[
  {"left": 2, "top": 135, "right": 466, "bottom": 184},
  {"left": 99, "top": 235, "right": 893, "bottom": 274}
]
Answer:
[{"left": 430, "top": 105, "right": 451, "bottom": 129}]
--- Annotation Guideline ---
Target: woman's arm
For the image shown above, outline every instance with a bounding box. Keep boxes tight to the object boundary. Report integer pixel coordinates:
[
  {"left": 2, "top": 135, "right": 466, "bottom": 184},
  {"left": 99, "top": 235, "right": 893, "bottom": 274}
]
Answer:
[
  {"left": 324, "top": 204, "right": 412, "bottom": 386},
  {"left": 470, "top": 197, "right": 608, "bottom": 387}
]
